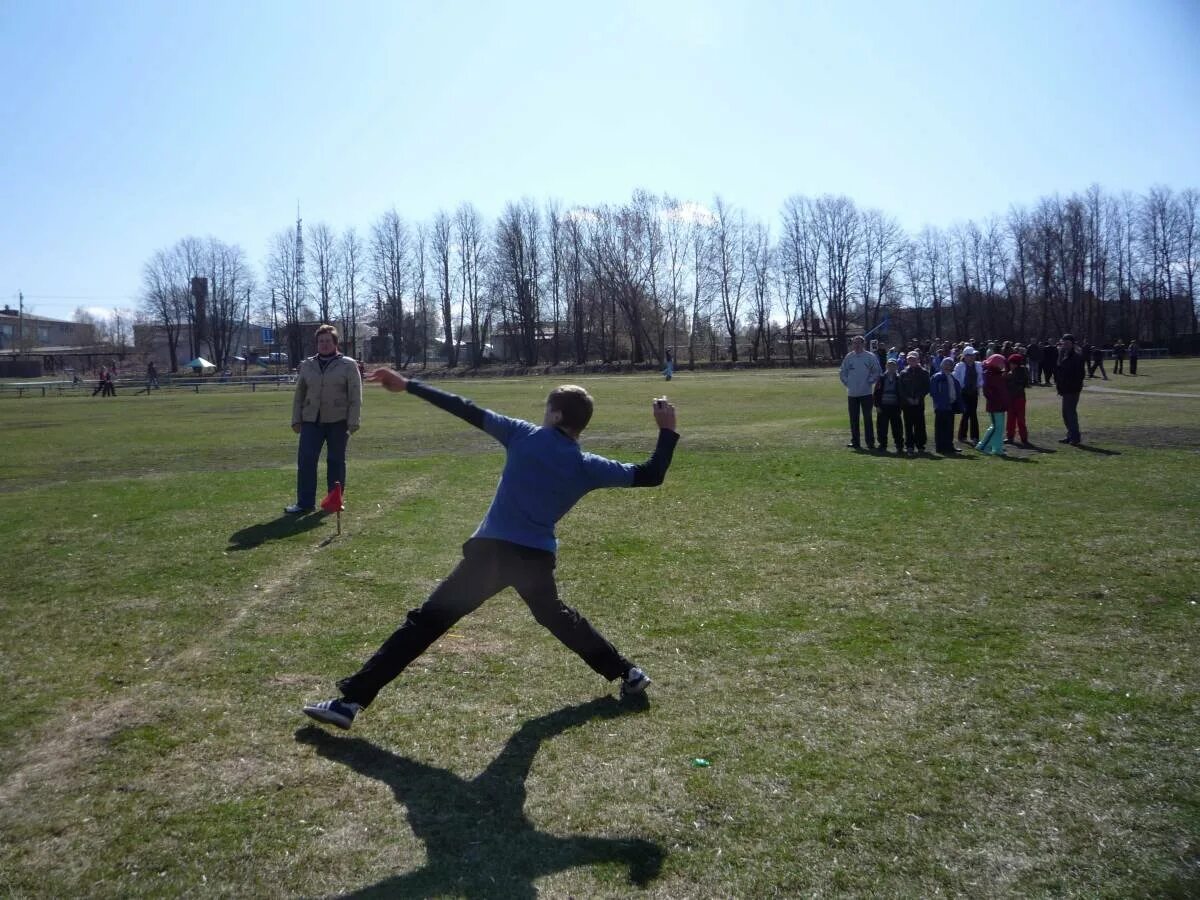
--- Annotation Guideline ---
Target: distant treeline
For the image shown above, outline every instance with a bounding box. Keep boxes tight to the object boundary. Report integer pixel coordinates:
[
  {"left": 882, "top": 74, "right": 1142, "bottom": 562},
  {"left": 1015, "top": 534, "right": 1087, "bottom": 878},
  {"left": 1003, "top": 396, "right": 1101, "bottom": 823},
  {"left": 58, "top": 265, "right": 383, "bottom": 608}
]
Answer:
[{"left": 134, "top": 185, "right": 1198, "bottom": 371}]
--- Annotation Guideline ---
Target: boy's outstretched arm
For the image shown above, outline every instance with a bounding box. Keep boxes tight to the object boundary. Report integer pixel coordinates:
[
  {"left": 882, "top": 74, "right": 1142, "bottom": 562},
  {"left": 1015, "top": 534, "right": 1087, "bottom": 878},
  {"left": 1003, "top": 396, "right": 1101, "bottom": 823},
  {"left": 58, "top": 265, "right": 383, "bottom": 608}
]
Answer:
[
  {"left": 632, "top": 397, "right": 679, "bottom": 487},
  {"left": 366, "top": 368, "right": 486, "bottom": 429}
]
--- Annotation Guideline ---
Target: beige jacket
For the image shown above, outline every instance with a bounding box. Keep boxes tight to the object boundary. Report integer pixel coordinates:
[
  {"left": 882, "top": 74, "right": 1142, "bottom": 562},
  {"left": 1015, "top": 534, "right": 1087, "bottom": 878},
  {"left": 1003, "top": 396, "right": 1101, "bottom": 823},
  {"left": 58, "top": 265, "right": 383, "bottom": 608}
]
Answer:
[{"left": 292, "top": 355, "right": 362, "bottom": 432}]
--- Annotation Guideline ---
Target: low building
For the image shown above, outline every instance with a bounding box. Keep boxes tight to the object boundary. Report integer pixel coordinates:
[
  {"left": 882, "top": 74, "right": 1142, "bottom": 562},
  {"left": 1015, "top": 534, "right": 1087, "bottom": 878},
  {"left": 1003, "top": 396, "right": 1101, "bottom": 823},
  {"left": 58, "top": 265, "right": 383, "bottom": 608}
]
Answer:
[{"left": 0, "top": 306, "right": 96, "bottom": 351}]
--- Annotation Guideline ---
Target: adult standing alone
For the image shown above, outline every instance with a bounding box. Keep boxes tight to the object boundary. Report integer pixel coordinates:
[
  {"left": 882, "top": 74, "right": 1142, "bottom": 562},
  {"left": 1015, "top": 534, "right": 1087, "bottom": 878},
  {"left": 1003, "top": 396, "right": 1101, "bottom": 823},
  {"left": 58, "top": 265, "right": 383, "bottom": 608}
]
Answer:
[
  {"left": 839, "top": 335, "right": 881, "bottom": 450},
  {"left": 286, "top": 324, "right": 363, "bottom": 514},
  {"left": 1055, "top": 333, "right": 1086, "bottom": 446}
]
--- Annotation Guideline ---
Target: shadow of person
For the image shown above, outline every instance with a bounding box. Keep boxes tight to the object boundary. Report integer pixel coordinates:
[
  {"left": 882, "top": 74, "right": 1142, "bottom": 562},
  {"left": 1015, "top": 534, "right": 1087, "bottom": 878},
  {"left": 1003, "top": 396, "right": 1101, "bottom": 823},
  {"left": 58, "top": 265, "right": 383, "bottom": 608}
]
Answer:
[
  {"left": 227, "top": 513, "right": 327, "bottom": 551},
  {"left": 1072, "top": 443, "right": 1121, "bottom": 456},
  {"left": 295, "top": 695, "right": 663, "bottom": 898}
]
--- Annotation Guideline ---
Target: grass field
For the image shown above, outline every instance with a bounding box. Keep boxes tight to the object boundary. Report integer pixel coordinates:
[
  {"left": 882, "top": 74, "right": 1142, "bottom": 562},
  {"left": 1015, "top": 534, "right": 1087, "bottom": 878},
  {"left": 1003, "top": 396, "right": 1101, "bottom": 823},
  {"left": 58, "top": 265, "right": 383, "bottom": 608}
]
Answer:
[{"left": 1, "top": 362, "right": 1198, "bottom": 898}]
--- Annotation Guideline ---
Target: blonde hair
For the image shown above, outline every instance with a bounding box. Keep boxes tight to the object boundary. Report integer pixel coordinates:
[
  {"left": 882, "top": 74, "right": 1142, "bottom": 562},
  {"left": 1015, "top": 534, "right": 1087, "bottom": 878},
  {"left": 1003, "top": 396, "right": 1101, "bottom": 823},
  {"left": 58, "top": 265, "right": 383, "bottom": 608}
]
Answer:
[{"left": 315, "top": 323, "right": 339, "bottom": 346}]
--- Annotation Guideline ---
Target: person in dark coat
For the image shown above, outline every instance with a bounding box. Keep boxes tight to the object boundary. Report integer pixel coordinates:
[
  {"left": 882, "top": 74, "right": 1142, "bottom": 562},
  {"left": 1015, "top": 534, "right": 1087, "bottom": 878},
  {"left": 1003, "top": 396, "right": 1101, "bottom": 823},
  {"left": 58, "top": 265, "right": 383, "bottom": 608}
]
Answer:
[
  {"left": 898, "top": 351, "right": 930, "bottom": 454},
  {"left": 873, "top": 358, "right": 904, "bottom": 454},
  {"left": 1055, "top": 334, "right": 1087, "bottom": 445}
]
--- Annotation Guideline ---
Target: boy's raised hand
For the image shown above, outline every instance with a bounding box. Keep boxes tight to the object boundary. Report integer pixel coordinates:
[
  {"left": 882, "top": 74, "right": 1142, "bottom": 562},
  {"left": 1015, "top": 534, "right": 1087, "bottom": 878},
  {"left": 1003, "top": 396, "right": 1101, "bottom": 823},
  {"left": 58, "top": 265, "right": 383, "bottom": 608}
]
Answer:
[
  {"left": 367, "top": 368, "right": 409, "bottom": 393},
  {"left": 652, "top": 396, "right": 677, "bottom": 432}
]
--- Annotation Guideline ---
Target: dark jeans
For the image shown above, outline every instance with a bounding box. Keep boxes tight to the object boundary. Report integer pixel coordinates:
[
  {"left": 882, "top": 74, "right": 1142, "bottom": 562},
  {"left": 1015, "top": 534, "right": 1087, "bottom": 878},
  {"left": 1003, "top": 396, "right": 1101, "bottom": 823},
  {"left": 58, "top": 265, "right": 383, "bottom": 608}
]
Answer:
[
  {"left": 934, "top": 410, "right": 956, "bottom": 453},
  {"left": 902, "top": 402, "right": 927, "bottom": 451},
  {"left": 1060, "top": 392, "right": 1081, "bottom": 442},
  {"left": 337, "top": 538, "right": 632, "bottom": 706},
  {"left": 297, "top": 420, "right": 349, "bottom": 508},
  {"left": 957, "top": 390, "right": 980, "bottom": 442},
  {"left": 1130, "top": 357, "right": 1138, "bottom": 375},
  {"left": 876, "top": 404, "right": 903, "bottom": 450},
  {"left": 847, "top": 394, "right": 875, "bottom": 447}
]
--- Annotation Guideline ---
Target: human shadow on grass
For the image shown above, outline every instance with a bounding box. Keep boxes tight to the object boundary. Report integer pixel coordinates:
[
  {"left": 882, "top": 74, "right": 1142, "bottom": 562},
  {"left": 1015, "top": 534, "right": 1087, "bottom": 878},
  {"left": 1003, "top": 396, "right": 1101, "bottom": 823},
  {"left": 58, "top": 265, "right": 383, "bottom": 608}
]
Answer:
[
  {"left": 295, "top": 694, "right": 663, "bottom": 899},
  {"left": 1071, "top": 442, "right": 1121, "bottom": 456},
  {"left": 226, "top": 513, "right": 327, "bottom": 551}
]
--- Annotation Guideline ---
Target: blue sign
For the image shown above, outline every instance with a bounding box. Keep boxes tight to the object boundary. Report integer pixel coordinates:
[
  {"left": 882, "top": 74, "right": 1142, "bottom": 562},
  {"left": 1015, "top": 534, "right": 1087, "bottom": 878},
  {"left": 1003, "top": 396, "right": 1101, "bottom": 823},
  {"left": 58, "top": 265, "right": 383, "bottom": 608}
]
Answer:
[{"left": 261, "top": 327, "right": 275, "bottom": 345}]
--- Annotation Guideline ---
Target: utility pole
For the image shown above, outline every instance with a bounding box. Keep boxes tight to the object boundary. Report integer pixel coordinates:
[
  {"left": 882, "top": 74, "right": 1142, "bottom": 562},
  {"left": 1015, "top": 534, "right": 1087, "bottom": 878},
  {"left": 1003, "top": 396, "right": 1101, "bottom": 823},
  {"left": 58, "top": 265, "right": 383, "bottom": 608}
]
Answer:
[
  {"left": 271, "top": 288, "right": 279, "bottom": 377},
  {"left": 17, "top": 291, "right": 23, "bottom": 347}
]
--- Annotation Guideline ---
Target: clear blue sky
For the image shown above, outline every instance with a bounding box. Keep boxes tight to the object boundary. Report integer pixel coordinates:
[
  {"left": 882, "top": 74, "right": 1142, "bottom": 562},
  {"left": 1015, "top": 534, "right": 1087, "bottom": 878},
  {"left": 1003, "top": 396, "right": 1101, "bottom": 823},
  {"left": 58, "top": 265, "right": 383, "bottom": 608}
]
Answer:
[{"left": 2, "top": 0, "right": 1197, "bottom": 322}]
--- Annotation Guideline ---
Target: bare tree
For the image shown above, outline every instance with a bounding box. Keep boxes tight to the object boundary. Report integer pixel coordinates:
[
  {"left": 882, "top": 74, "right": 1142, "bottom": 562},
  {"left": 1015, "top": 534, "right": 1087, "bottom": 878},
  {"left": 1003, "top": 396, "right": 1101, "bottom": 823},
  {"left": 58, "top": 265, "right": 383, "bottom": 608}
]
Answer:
[
  {"left": 812, "top": 195, "right": 859, "bottom": 357},
  {"left": 310, "top": 222, "right": 338, "bottom": 324},
  {"left": 456, "top": 203, "right": 490, "bottom": 367},
  {"left": 494, "top": 200, "right": 543, "bottom": 365},
  {"left": 855, "top": 209, "right": 905, "bottom": 336},
  {"left": 710, "top": 196, "right": 749, "bottom": 362},
  {"left": 545, "top": 199, "right": 566, "bottom": 363},
  {"left": 747, "top": 221, "right": 773, "bottom": 360},
  {"left": 264, "top": 228, "right": 306, "bottom": 366},
  {"left": 336, "top": 227, "right": 364, "bottom": 360},
  {"left": 139, "top": 244, "right": 191, "bottom": 371},
  {"left": 203, "top": 237, "right": 253, "bottom": 369},
  {"left": 372, "top": 208, "right": 410, "bottom": 366},
  {"left": 430, "top": 211, "right": 457, "bottom": 367},
  {"left": 1179, "top": 188, "right": 1199, "bottom": 337},
  {"left": 412, "top": 222, "right": 430, "bottom": 367}
]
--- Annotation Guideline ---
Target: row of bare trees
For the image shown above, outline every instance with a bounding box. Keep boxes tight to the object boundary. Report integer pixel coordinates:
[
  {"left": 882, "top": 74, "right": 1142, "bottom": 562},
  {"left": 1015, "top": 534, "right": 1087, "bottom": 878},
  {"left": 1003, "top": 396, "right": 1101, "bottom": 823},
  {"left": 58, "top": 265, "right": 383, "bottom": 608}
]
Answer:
[
  {"left": 139, "top": 184, "right": 1198, "bottom": 371},
  {"left": 139, "top": 237, "right": 253, "bottom": 370}
]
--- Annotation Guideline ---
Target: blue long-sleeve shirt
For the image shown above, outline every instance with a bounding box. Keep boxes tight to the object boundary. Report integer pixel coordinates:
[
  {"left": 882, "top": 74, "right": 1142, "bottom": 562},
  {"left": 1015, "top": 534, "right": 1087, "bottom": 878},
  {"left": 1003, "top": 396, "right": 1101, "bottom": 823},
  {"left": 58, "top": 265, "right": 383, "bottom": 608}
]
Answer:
[{"left": 406, "top": 380, "right": 679, "bottom": 552}]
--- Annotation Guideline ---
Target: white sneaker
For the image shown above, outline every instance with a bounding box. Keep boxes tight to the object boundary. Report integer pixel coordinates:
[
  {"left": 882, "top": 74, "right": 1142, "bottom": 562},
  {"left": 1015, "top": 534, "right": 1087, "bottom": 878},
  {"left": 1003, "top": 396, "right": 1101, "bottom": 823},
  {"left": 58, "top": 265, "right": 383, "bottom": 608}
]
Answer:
[
  {"left": 621, "top": 667, "right": 651, "bottom": 698},
  {"left": 302, "top": 698, "right": 362, "bottom": 730},
  {"left": 285, "top": 504, "right": 315, "bottom": 514}
]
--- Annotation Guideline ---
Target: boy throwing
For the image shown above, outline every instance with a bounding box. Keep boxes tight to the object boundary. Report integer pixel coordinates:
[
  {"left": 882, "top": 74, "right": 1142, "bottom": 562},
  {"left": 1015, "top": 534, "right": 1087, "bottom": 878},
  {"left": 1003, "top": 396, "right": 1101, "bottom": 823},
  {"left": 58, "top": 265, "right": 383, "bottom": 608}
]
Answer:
[{"left": 304, "top": 371, "right": 679, "bottom": 729}]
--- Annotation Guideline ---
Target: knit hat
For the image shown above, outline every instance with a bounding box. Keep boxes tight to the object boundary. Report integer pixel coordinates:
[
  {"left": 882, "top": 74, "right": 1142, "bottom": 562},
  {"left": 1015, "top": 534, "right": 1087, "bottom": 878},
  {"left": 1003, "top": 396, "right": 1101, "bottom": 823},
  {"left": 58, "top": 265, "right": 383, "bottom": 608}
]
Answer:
[
  {"left": 985, "top": 353, "right": 1007, "bottom": 370},
  {"left": 1061, "top": 333, "right": 1076, "bottom": 343},
  {"left": 1008, "top": 353, "right": 1025, "bottom": 365}
]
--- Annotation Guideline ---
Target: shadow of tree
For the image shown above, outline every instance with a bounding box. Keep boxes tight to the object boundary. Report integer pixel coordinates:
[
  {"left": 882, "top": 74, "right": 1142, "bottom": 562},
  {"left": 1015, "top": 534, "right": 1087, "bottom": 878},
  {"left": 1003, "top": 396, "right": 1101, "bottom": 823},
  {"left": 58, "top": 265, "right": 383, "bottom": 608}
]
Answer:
[
  {"left": 227, "top": 514, "right": 327, "bottom": 551},
  {"left": 295, "top": 695, "right": 664, "bottom": 898}
]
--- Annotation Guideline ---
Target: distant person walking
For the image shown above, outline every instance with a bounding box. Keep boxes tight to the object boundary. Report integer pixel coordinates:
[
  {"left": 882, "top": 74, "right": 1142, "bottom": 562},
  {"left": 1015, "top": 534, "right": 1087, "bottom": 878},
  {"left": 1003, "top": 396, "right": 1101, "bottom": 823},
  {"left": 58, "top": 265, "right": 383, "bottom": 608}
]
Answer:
[
  {"left": 1055, "top": 334, "right": 1086, "bottom": 445},
  {"left": 839, "top": 335, "right": 881, "bottom": 450},
  {"left": 1128, "top": 340, "right": 1139, "bottom": 376},
  {"left": 286, "top": 324, "right": 363, "bottom": 514},
  {"left": 146, "top": 360, "right": 160, "bottom": 390},
  {"left": 1089, "top": 344, "right": 1108, "bottom": 380},
  {"left": 662, "top": 349, "right": 673, "bottom": 381},
  {"left": 1112, "top": 341, "right": 1126, "bottom": 375}
]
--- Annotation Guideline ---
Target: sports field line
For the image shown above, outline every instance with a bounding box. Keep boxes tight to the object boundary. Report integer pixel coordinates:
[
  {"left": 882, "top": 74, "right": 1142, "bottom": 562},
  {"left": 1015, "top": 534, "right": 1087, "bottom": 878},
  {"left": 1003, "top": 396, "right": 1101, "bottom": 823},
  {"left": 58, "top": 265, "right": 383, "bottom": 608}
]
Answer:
[
  {"left": 1084, "top": 385, "right": 1200, "bottom": 398},
  {"left": 0, "top": 474, "right": 432, "bottom": 808}
]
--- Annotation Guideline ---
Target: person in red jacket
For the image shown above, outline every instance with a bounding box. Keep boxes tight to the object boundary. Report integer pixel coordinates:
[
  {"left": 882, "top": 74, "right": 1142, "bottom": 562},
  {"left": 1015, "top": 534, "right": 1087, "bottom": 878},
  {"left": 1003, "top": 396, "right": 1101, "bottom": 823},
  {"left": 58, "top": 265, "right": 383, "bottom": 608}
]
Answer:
[
  {"left": 975, "top": 353, "right": 1009, "bottom": 456},
  {"left": 1004, "top": 353, "right": 1031, "bottom": 446}
]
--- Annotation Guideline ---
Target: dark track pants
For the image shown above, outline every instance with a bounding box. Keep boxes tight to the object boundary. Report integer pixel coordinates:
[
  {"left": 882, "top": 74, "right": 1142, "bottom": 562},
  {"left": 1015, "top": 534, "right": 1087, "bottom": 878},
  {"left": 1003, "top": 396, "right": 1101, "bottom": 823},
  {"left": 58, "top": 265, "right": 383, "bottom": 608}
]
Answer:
[
  {"left": 876, "top": 405, "right": 903, "bottom": 450},
  {"left": 957, "top": 390, "right": 980, "bottom": 442},
  {"left": 337, "top": 538, "right": 632, "bottom": 706},
  {"left": 902, "top": 402, "right": 927, "bottom": 451}
]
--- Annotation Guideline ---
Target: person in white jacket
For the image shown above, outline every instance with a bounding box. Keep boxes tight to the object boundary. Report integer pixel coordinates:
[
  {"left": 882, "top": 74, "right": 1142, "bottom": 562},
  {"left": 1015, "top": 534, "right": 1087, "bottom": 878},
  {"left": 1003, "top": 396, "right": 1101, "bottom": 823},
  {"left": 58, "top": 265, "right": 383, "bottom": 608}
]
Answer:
[
  {"left": 953, "top": 346, "right": 984, "bottom": 444},
  {"left": 287, "top": 324, "right": 363, "bottom": 514},
  {"left": 839, "top": 335, "right": 882, "bottom": 450}
]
